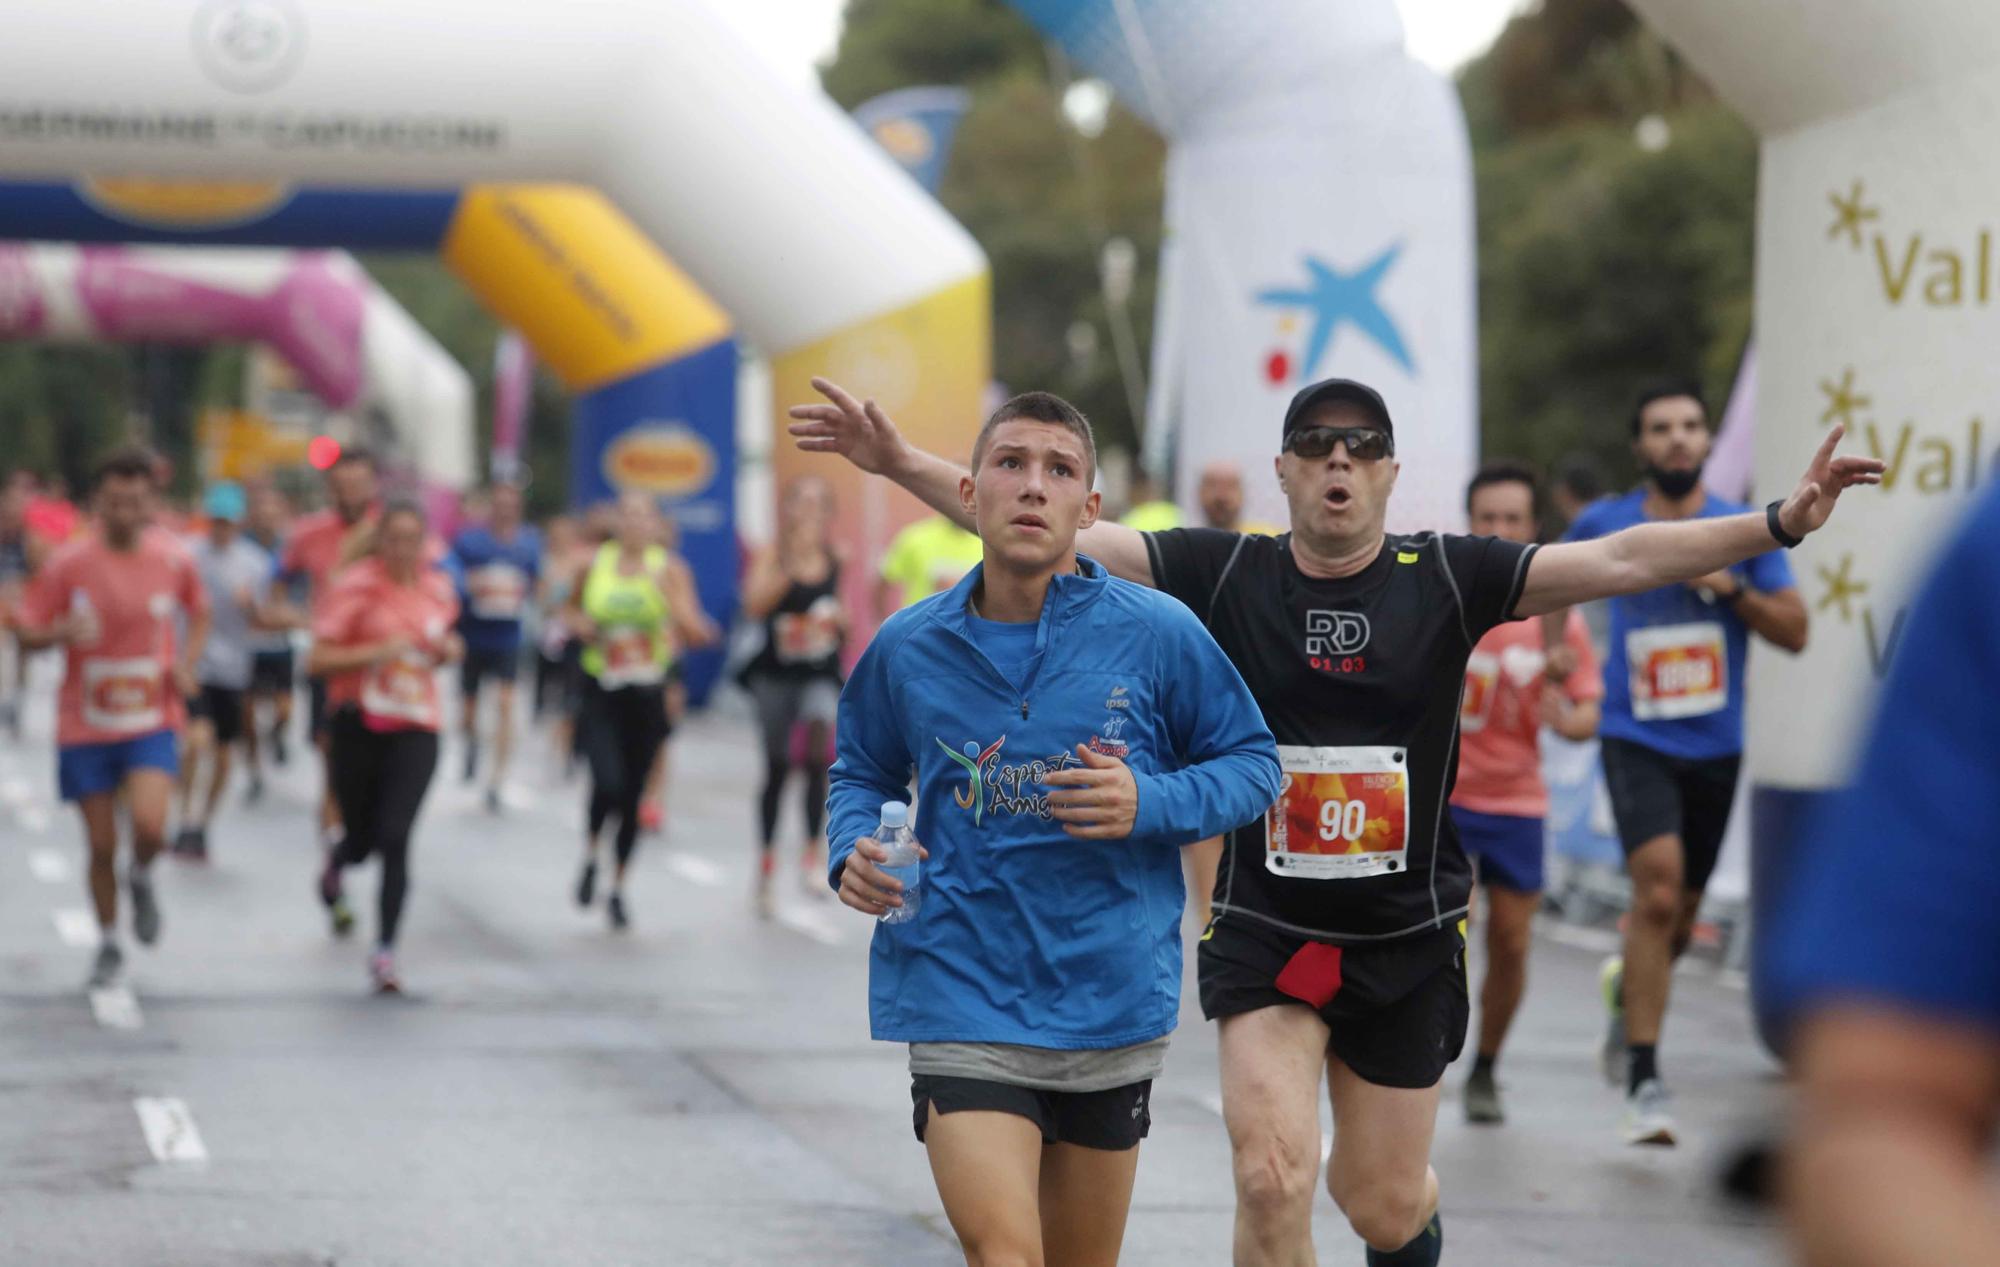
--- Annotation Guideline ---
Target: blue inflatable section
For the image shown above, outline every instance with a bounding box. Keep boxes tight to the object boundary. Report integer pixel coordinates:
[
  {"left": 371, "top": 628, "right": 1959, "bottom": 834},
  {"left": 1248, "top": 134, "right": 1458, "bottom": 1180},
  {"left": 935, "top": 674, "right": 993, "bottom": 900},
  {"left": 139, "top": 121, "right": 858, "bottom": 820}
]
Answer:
[
  {"left": 572, "top": 337, "right": 739, "bottom": 705},
  {"left": 0, "top": 181, "right": 458, "bottom": 248}
]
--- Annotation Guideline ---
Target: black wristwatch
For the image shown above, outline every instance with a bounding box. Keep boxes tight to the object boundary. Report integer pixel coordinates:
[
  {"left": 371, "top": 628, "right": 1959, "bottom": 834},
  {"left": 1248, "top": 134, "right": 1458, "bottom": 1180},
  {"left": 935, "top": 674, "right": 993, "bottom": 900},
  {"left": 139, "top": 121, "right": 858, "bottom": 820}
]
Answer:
[{"left": 1766, "top": 500, "right": 1803, "bottom": 549}]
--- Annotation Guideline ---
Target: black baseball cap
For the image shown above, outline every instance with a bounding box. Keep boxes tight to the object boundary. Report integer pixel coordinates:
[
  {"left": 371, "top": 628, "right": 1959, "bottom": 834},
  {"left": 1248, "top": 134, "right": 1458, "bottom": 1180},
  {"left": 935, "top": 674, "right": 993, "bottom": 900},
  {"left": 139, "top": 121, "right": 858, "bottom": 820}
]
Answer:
[{"left": 1282, "top": 378, "right": 1394, "bottom": 443}]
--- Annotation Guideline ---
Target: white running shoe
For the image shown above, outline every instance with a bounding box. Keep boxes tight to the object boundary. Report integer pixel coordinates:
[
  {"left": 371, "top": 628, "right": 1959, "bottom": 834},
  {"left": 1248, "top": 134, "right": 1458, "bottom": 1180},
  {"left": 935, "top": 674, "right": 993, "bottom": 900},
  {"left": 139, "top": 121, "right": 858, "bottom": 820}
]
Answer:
[{"left": 1623, "top": 1078, "right": 1677, "bottom": 1146}]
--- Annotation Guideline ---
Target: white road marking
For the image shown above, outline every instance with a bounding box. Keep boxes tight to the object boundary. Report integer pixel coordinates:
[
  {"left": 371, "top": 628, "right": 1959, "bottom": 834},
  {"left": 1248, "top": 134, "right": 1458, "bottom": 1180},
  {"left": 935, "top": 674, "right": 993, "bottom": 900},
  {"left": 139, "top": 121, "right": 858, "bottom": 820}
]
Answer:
[
  {"left": 89, "top": 985, "right": 143, "bottom": 1030},
  {"left": 664, "top": 854, "right": 725, "bottom": 887},
  {"left": 27, "top": 848, "right": 70, "bottom": 883},
  {"left": 52, "top": 908, "right": 100, "bottom": 947},
  {"left": 776, "top": 907, "right": 845, "bottom": 946},
  {"left": 133, "top": 1097, "right": 208, "bottom": 1164}
]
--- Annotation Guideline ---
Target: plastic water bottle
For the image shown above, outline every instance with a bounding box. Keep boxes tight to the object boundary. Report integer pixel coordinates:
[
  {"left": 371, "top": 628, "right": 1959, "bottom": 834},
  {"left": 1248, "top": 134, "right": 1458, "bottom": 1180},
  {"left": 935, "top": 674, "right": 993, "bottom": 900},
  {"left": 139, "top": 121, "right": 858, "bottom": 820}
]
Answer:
[{"left": 875, "top": 801, "right": 921, "bottom": 924}]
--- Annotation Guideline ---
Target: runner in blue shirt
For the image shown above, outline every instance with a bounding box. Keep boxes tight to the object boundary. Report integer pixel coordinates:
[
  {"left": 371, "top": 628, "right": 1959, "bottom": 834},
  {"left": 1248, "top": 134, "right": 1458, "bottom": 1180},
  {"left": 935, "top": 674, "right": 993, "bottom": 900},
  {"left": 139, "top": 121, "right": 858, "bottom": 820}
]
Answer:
[
  {"left": 449, "top": 483, "right": 541, "bottom": 814},
  {"left": 827, "top": 391, "right": 1281, "bottom": 1266},
  {"left": 1765, "top": 484, "right": 2000, "bottom": 1267},
  {"left": 1564, "top": 378, "right": 1807, "bottom": 1146}
]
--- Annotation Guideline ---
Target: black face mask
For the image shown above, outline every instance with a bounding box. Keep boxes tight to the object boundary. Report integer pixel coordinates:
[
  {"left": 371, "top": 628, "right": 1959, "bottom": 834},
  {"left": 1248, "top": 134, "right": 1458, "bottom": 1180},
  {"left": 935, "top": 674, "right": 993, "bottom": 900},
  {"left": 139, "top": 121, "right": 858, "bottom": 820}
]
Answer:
[{"left": 1646, "top": 462, "right": 1703, "bottom": 499}]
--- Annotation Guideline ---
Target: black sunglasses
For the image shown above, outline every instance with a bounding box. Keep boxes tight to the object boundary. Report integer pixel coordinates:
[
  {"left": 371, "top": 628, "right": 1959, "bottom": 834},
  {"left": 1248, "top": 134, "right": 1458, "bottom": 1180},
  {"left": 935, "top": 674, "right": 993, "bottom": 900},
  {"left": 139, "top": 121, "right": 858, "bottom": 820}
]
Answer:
[{"left": 1285, "top": 425, "right": 1394, "bottom": 462}]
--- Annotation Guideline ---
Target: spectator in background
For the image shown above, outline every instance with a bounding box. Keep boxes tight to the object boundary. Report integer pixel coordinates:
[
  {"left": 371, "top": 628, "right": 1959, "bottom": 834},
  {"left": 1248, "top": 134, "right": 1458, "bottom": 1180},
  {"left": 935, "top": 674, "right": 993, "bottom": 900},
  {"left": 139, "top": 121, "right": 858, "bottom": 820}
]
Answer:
[
  {"left": 1195, "top": 459, "right": 1281, "bottom": 536},
  {"left": 0, "top": 476, "right": 50, "bottom": 739},
  {"left": 1551, "top": 455, "right": 1608, "bottom": 531},
  {"left": 1120, "top": 473, "right": 1181, "bottom": 532}
]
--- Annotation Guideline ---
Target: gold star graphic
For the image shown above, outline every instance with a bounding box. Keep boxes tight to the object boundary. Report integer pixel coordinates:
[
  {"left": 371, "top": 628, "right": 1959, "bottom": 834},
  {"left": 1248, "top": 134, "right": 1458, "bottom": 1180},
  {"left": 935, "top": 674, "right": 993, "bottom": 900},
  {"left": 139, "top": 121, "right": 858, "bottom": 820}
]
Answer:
[
  {"left": 1816, "top": 553, "right": 1869, "bottom": 624},
  {"left": 1827, "top": 181, "right": 1879, "bottom": 249},
  {"left": 1818, "top": 367, "right": 1871, "bottom": 429}
]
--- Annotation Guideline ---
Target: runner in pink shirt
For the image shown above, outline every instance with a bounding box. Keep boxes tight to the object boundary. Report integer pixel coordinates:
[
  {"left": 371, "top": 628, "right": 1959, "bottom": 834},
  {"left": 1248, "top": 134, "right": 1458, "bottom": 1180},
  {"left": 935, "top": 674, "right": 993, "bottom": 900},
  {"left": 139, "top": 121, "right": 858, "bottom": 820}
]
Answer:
[
  {"left": 1450, "top": 463, "right": 1601, "bottom": 1126},
  {"left": 11, "top": 448, "right": 211, "bottom": 988},
  {"left": 306, "top": 499, "right": 462, "bottom": 993}
]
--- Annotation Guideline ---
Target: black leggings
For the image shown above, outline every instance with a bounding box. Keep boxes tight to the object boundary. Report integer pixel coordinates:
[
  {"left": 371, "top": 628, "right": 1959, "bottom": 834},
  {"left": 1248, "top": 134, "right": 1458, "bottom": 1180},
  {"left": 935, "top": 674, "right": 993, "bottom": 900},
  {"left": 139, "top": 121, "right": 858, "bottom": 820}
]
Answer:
[
  {"left": 329, "top": 709, "right": 440, "bottom": 948},
  {"left": 747, "top": 673, "right": 834, "bottom": 853},
  {"left": 579, "top": 678, "right": 669, "bottom": 869}
]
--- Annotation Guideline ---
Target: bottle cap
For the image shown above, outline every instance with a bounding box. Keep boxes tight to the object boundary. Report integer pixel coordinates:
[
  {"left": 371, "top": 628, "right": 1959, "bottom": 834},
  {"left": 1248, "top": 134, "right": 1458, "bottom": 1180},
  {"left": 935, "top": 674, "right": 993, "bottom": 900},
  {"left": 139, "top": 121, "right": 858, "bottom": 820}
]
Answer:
[{"left": 879, "top": 801, "right": 909, "bottom": 828}]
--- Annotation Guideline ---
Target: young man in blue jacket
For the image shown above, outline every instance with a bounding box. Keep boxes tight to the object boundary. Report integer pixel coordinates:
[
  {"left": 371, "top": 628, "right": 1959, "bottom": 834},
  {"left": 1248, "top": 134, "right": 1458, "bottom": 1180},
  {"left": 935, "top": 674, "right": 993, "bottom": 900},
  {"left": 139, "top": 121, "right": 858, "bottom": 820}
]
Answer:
[{"left": 826, "top": 391, "right": 1282, "bottom": 1267}]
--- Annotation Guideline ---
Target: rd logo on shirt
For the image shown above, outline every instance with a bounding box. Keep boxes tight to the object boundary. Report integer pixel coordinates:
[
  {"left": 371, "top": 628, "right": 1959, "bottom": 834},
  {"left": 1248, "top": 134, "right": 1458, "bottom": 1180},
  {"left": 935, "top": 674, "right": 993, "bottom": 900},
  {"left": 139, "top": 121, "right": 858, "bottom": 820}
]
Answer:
[{"left": 1304, "top": 610, "right": 1369, "bottom": 673}]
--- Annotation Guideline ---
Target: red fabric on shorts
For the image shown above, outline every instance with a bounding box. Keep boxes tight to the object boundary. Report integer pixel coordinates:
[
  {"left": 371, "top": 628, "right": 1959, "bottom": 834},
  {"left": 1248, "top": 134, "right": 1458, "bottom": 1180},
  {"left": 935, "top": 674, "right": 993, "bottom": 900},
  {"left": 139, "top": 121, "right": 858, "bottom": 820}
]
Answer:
[{"left": 1275, "top": 941, "right": 1345, "bottom": 1008}]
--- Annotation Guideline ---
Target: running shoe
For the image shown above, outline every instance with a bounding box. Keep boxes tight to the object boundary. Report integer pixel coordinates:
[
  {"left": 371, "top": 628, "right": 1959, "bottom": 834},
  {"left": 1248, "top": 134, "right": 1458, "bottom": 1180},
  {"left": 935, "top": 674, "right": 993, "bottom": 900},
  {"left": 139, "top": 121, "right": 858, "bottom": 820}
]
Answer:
[
  {"left": 244, "top": 772, "right": 265, "bottom": 806},
  {"left": 484, "top": 787, "right": 502, "bottom": 816},
  {"left": 462, "top": 741, "right": 479, "bottom": 785},
  {"left": 1464, "top": 1067, "right": 1505, "bottom": 1125},
  {"left": 607, "top": 892, "right": 629, "bottom": 931},
  {"left": 754, "top": 876, "right": 776, "bottom": 921},
  {"left": 639, "top": 801, "right": 663, "bottom": 833},
  {"left": 270, "top": 724, "right": 289, "bottom": 767},
  {"left": 171, "top": 826, "right": 200, "bottom": 858},
  {"left": 1623, "top": 1077, "right": 1678, "bottom": 1146},
  {"left": 129, "top": 873, "right": 161, "bottom": 945},
  {"left": 575, "top": 860, "right": 597, "bottom": 908},
  {"left": 1365, "top": 1211, "right": 1442, "bottom": 1267},
  {"left": 1599, "top": 955, "right": 1628, "bottom": 1089},
  {"left": 369, "top": 949, "right": 401, "bottom": 994},
  {"left": 318, "top": 860, "right": 356, "bottom": 937},
  {"left": 0, "top": 699, "right": 18, "bottom": 739},
  {"left": 87, "top": 942, "right": 123, "bottom": 989}
]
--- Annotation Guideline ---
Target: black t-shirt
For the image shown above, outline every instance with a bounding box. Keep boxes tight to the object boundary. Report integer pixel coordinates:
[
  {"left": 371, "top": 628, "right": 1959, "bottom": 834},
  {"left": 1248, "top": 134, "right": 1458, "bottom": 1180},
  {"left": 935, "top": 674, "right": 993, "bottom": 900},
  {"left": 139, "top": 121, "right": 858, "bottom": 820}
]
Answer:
[
  {"left": 744, "top": 556, "right": 845, "bottom": 683},
  {"left": 1145, "top": 529, "right": 1537, "bottom": 942}
]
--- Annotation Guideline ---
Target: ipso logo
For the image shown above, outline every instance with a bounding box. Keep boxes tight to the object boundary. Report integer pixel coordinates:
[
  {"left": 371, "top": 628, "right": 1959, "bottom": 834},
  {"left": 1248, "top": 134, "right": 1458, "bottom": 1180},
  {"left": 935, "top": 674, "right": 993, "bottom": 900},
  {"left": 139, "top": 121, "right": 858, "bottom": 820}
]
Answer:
[{"left": 193, "top": 0, "right": 308, "bottom": 94}]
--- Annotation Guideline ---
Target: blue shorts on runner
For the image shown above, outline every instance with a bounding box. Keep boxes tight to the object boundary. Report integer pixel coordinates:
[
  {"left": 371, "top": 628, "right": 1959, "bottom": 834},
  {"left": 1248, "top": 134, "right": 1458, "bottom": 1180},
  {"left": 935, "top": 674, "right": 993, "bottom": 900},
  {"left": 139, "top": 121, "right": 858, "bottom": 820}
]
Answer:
[
  {"left": 58, "top": 730, "right": 180, "bottom": 802},
  {"left": 1450, "top": 806, "right": 1546, "bottom": 894}
]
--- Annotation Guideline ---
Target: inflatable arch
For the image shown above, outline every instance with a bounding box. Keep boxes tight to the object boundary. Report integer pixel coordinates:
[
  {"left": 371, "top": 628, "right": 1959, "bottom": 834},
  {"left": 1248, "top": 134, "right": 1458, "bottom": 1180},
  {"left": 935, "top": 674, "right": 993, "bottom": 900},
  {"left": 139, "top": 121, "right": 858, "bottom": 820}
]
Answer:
[
  {"left": 0, "top": 0, "right": 991, "bottom": 696},
  {"left": 0, "top": 241, "right": 473, "bottom": 490}
]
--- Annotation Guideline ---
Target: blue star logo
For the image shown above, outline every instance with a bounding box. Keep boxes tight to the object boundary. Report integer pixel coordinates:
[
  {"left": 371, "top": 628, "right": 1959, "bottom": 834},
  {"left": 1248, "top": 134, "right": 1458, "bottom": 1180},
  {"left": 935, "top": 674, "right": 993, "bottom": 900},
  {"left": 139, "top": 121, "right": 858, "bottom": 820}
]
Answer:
[{"left": 1255, "top": 246, "right": 1414, "bottom": 379}]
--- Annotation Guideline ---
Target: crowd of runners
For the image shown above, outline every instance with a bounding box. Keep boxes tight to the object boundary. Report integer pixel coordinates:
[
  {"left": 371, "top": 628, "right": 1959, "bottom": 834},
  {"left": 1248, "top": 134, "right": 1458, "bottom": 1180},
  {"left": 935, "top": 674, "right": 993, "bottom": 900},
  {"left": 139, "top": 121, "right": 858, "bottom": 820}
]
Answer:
[{"left": 0, "top": 359, "right": 1927, "bottom": 1264}]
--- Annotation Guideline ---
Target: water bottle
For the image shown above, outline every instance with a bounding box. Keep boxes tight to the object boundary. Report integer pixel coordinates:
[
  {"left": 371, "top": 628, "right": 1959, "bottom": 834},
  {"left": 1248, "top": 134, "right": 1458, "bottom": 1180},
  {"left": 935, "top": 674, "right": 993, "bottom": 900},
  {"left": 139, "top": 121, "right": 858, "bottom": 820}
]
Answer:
[{"left": 875, "top": 801, "right": 921, "bottom": 924}]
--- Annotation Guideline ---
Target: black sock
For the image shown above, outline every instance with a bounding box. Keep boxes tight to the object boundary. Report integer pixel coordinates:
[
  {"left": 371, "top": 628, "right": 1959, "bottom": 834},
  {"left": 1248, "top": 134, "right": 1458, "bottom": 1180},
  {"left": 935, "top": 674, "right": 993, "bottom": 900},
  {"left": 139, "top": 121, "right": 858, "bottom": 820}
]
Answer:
[
  {"left": 1471, "top": 1053, "right": 1496, "bottom": 1079},
  {"left": 1628, "top": 1043, "right": 1659, "bottom": 1094},
  {"left": 1365, "top": 1212, "right": 1443, "bottom": 1267}
]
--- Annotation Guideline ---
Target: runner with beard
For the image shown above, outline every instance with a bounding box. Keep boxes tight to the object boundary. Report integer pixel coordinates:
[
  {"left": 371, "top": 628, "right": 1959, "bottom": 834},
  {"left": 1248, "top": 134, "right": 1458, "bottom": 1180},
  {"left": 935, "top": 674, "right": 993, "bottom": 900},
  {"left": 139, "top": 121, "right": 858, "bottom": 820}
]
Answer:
[
  {"left": 790, "top": 374, "right": 1880, "bottom": 1266},
  {"left": 280, "top": 449, "right": 382, "bottom": 867},
  {"left": 1565, "top": 380, "right": 1808, "bottom": 1147}
]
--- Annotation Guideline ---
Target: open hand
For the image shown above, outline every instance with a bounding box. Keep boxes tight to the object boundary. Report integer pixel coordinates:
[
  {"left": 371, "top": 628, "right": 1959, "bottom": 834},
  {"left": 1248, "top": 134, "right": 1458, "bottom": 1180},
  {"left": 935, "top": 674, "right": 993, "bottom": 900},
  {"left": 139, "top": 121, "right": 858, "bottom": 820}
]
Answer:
[
  {"left": 1779, "top": 424, "right": 1885, "bottom": 539},
  {"left": 1046, "top": 743, "right": 1140, "bottom": 840},
  {"left": 787, "top": 377, "right": 910, "bottom": 477}
]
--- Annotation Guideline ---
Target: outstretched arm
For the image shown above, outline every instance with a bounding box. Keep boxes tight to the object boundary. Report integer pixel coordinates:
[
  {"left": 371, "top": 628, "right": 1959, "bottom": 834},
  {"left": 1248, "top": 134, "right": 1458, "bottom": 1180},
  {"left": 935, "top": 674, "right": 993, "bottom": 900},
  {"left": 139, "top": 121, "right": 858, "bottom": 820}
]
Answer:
[
  {"left": 788, "top": 376, "right": 1158, "bottom": 586},
  {"left": 1516, "top": 425, "right": 1882, "bottom": 617}
]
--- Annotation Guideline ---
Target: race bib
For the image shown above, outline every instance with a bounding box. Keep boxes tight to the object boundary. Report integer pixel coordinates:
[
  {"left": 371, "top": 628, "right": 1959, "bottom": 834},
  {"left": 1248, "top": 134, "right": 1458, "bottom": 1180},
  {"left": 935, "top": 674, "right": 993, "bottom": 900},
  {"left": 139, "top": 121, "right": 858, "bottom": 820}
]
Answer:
[
  {"left": 1460, "top": 652, "right": 1498, "bottom": 733},
  {"left": 1627, "top": 621, "right": 1727, "bottom": 720},
  {"left": 468, "top": 563, "right": 528, "bottom": 621},
  {"left": 774, "top": 595, "right": 842, "bottom": 665},
  {"left": 599, "top": 626, "right": 665, "bottom": 687},
  {"left": 361, "top": 651, "right": 440, "bottom": 730},
  {"left": 1264, "top": 745, "right": 1410, "bottom": 880},
  {"left": 81, "top": 656, "right": 166, "bottom": 735}
]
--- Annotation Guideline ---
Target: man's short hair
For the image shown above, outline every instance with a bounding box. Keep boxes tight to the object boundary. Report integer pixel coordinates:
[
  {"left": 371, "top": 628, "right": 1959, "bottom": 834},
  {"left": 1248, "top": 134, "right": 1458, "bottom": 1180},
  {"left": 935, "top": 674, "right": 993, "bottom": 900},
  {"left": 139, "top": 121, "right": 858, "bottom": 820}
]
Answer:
[
  {"left": 1465, "top": 460, "right": 1540, "bottom": 515},
  {"left": 332, "top": 445, "right": 379, "bottom": 474},
  {"left": 91, "top": 445, "right": 160, "bottom": 492},
  {"left": 1631, "top": 378, "right": 1709, "bottom": 436},
  {"left": 1554, "top": 455, "right": 1605, "bottom": 503},
  {"left": 970, "top": 392, "right": 1096, "bottom": 481}
]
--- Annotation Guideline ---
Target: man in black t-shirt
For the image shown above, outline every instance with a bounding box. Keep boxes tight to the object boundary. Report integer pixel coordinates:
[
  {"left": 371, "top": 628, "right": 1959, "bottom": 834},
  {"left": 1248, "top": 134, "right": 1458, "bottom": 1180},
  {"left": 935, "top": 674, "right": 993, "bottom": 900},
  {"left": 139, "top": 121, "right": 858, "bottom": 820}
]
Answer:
[{"left": 791, "top": 375, "right": 1881, "bottom": 1267}]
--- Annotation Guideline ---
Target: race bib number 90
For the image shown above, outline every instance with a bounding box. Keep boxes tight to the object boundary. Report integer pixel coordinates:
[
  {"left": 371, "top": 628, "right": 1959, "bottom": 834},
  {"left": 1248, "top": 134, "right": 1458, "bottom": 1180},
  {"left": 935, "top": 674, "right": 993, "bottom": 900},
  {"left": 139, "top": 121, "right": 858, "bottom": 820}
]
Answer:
[
  {"left": 1265, "top": 745, "right": 1410, "bottom": 880},
  {"left": 82, "top": 656, "right": 166, "bottom": 735},
  {"left": 1626, "top": 621, "right": 1727, "bottom": 720}
]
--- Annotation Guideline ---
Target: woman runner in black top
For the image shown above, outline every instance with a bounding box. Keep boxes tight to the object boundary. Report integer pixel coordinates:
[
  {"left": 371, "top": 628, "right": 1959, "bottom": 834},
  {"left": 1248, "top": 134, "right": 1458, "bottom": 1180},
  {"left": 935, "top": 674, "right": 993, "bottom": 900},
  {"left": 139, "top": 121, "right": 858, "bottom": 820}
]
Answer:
[{"left": 738, "top": 477, "right": 847, "bottom": 918}]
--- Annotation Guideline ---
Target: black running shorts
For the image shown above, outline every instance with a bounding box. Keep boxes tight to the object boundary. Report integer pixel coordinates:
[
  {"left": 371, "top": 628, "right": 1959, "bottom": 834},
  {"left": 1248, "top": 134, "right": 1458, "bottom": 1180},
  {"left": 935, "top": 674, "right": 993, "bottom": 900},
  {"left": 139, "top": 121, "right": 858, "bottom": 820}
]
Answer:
[
  {"left": 1598, "top": 736, "right": 1741, "bottom": 896},
  {"left": 1198, "top": 918, "right": 1468, "bottom": 1090},
  {"left": 186, "top": 685, "right": 246, "bottom": 746},
  {"left": 910, "top": 1075, "right": 1152, "bottom": 1151}
]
